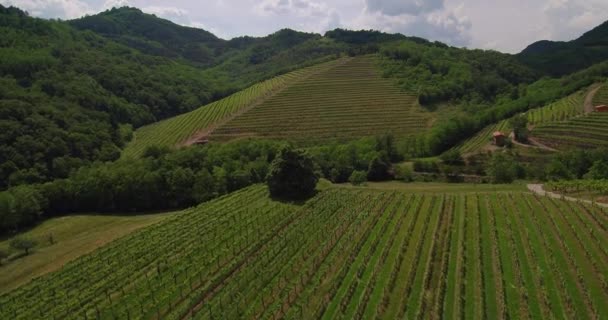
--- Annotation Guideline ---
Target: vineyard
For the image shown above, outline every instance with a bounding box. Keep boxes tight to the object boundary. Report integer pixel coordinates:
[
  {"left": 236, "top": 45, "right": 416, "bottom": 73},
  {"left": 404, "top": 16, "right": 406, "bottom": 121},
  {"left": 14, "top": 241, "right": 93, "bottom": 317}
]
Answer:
[
  {"left": 450, "top": 120, "right": 509, "bottom": 155},
  {"left": 2, "top": 185, "right": 607, "bottom": 319},
  {"left": 121, "top": 59, "right": 344, "bottom": 158},
  {"left": 593, "top": 83, "right": 608, "bottom": 106},
  {"left": 531, "top": 112, "right": 608, "bottom": 150},
  {"left": 547, "top": 179, "right": 608, "bottom": 194},
  {"left": 526, "top": 91, "right": 585, "bottom": 126},
  {"left": 209, "top": 55, "right": 430, "bottom": 145}
]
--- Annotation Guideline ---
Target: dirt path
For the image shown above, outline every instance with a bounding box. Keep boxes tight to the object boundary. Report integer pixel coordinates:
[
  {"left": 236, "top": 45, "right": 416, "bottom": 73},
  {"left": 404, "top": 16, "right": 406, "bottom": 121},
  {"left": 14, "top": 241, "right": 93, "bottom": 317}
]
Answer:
[
  {"left": 180, "top": 58, "right": 351, "bottom": 147},
  {"left": 526, "top": 184, "right": 608, "bottom": 208},
  {"left": 508, "top": 132, "right": 558, "bottom": 152},
  {"left": 584, "top": 84, "right": 603, "bottom": 113}
]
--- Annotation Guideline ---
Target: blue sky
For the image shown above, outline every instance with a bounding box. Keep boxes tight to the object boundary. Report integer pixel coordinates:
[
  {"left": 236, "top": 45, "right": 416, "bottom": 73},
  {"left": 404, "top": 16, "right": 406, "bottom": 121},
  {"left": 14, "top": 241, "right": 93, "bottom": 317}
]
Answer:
[{"left": 3, "top": 0, "right": 608, "bottom": 53}]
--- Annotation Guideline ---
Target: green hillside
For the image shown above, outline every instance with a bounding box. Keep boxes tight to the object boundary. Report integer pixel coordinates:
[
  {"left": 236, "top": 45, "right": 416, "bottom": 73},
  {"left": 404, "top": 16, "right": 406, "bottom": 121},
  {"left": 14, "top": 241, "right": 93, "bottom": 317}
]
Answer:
[
  {"left": 210, "top": 55, "right": 429, "bottom": 144},
  {"left": 519, "top": 20, "right": 608, "bottom": 76},
  {"left": 2, "top": 185, "right": 607, "bottom": 319},
  {"left": 122, "top": 59, "right": 342, "bottom": 157},
  {"left": 527, "top": 90, "right": 586, "bottom": 126},
  {"left": 593, "top": 82, "right": 608, "bottom": 105},
  {"left": 532, "top": 112, "right": 608, "bottom": 150}
]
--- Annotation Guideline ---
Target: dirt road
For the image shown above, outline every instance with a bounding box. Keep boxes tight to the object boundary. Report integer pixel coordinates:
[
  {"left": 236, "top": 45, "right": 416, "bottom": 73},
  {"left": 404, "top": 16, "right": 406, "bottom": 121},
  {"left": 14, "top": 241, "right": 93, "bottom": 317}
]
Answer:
[{"left": 527, "top": 183, "right": 608, "bottom": 208}]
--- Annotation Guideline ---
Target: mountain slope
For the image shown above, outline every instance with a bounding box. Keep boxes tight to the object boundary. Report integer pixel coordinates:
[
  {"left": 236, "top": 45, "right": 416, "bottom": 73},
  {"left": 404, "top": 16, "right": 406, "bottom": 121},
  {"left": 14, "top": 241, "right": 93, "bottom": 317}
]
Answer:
[
  {"left": 122, "top": 59, "right": 344, "bottom": 158},
  {"left": 210, "top": 55, "right": 429, "bottom": 144},
  {"left": 518, "top": 20, "right": 608, "bottom": 76}
]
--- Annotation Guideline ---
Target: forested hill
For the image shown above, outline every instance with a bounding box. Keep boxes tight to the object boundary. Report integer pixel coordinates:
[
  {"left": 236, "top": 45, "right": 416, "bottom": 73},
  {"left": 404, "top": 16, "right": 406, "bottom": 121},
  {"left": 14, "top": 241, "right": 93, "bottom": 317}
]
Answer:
[
  {"left": 0, "top": 5, "right": 343, "bottom": 188},
  {"left": 518, "top": 20, "right": 608, "bottom": 76},
  {"left": 1, "top": 3, "right": 607, "bottom": 191}
]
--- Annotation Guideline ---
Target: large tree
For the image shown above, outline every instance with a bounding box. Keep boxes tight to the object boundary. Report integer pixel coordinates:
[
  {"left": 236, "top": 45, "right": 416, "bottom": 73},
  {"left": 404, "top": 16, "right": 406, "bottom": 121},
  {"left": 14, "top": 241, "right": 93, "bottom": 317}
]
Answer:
[{"left": 267, "top": 146, "right": 318, "bottom": 200}]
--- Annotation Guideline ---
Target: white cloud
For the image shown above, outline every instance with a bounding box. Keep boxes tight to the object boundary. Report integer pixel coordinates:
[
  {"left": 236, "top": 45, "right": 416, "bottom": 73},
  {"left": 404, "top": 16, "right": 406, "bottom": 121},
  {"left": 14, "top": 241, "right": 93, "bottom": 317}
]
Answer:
[
  {"left": 3, "top": 0, "right": 608, "bottom": 53},
  {"left": 103, "top": 0, "right": 130, "bottom": 10},
  {"left": 358, "top": 0, "right": 472, "bottom": 47},
  {"left": 255, "top": 0, "right": 342, "bottom": 33},
  {"left": 366, "top": 0, "right": 444, "bottom": 16},
  {"left": 542, "top": 0, "right": 608, "bottom": 41},
  {"left": 1, "top": 0, "right": 91, "bottom": 19}
]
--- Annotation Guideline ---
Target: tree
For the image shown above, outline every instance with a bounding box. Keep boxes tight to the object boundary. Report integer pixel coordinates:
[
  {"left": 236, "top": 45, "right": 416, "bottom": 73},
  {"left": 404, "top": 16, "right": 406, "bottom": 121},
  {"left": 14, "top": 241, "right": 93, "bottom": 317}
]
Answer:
[
  {"left": 348, "top": 170, "right": 367, "bottom": 185},
  {"left": 486, "top": 153, "right": 517, "bottom": 183},
  {"left": 0, "top": 249, "right": 8, "bottom": 265},
  {"left": 367, "top": 155, "right": 392, "bottom": 181},
  {"left": 509, "top": 114, "right": 529, "bottom": 143},
  {"left": 439, "top": 149, "right": 464, "bottom": 166},
  {"left": 10, "top": 237, "right": 37, "bottom": 255},
  {"left": 584, "top": 160, "right": 608, "bottom": 180},
  {"left": 267, "top": 146, "right": 318, "bottom": 200}
]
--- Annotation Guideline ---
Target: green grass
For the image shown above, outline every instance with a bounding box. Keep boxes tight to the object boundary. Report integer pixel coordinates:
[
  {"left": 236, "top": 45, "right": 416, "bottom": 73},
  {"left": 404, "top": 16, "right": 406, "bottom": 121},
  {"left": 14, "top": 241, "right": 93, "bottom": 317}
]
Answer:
[
  {"left": 2, "top": 185, "right": 607, "bottom": 319},
  {"left": 336, "top": 181, "right": 528, "bottom": 193},
  {"left": 0, "top": 213, "right": 171, "bottom": 293},
  {"left": 210, "top": 55, "right": 431, "bottom": 145},
  {"left": 121, "top": 59, "right": 343, "bottom": 158}
]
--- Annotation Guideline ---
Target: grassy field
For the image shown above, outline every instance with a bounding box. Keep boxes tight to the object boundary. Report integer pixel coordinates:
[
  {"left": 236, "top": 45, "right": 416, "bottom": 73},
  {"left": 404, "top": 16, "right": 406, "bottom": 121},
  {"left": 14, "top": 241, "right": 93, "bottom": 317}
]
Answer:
[
  {"left": 531, "top": 112, "right": 608, "bottom": 150},
  {"left": 209, "top": 55, "right": 430, "bottom": 145},
  {"left": 0, "top": 213, "right": 171, "bottom": 293},
  {"left": 121, "top": 59, "right": 344, "bottom": 158},
  {"left": 2, "top": 184, "right": 607, "bottom": 319}
]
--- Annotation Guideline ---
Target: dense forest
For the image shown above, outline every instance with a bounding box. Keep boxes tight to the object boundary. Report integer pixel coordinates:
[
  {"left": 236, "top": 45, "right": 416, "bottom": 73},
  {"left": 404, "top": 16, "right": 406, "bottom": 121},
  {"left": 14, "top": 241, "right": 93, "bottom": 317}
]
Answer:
[{"left": 518, "top": 20, "right": 608, "bottom": 76}]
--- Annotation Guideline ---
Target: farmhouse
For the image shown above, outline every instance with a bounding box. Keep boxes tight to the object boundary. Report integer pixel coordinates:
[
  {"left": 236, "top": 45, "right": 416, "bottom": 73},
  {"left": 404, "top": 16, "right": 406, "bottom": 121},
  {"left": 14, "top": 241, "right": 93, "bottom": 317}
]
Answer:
[
  {"left": 492, "top": 131, "right": 506, "bottom": 146},
  {"left": 595, "top": 105, "right": 608, "bottom": 112}
]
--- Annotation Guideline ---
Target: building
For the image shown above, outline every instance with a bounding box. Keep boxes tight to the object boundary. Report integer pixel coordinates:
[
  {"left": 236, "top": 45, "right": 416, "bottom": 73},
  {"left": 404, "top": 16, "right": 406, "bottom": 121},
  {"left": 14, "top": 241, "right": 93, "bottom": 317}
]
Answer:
[
  {"left": 493, "top": 131, "right": 506, "bottom": 146},
  {"left": 595, "top": 105, "right": 608, "bottom": 112}
]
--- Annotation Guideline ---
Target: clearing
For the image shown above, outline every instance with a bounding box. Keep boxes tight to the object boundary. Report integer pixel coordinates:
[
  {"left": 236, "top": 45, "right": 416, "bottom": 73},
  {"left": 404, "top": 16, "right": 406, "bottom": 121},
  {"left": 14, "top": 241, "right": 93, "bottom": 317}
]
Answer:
[{"left": 0, "top": 213, "right": 171, "bottom": 293}]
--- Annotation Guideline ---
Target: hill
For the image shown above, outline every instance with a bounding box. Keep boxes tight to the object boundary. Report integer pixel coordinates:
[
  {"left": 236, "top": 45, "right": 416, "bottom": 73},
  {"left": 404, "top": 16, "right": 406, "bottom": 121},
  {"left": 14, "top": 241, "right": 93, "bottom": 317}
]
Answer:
[
  {"left": 210, "top": 55, "right": 429, "bottom": 144},
  {"left": 2, "top": 184, "right": 607, "bottom": 319},
  {"left": 122, "top": 59, "right": 343, "bottom": 157},
  {"left": 519, "top": 20, "right": 608, "bottom": 76},
  {"left": 0, "top": 5, "right": 344, "bottom": 188}
]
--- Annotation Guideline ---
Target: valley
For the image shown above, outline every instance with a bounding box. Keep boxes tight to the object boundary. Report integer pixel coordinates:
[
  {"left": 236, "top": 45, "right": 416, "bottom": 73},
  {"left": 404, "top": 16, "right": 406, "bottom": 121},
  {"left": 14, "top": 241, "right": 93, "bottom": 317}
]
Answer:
[{"left": 1, "top": 3, "right": 608, "bottom": 319}]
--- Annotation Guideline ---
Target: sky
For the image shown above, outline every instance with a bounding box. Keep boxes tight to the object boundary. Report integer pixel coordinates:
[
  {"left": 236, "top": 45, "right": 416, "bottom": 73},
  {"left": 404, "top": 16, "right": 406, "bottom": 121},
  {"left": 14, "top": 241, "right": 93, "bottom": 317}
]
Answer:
[{"left": 2, "top": 0, "right": 608, "bottom": 53}]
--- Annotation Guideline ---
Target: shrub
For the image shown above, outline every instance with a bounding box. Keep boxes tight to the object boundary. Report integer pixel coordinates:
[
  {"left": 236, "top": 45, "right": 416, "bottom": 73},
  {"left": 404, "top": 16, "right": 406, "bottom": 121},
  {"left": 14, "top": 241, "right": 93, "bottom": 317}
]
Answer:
[
  {"left": 10, "top": 237, "right": 37, "bottom": 255},
  {"left": 349, "top": 170, "right": 367, "bottom": 185}
]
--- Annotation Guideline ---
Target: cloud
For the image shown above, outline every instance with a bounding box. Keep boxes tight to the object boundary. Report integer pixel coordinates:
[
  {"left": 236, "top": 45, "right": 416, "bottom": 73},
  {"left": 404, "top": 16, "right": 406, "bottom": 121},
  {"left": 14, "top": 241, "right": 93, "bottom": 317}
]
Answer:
[
  {"left": 542, "top": 0, "right": 608, "bottom": 40},
  {"left": 256, "top": 0, "right": 342, "bottom": 33},
  {"left": 103, "top": 0, "right": 131, "bottom": 10},
  {"left": 1, "top": 0, "right": 91, "bottom": 19},
  {"left": 365, "top": 0, "right": 444, "bottom": 16},
  {"left": 358, "top": 1, "right": 471, "bottom": 47}
]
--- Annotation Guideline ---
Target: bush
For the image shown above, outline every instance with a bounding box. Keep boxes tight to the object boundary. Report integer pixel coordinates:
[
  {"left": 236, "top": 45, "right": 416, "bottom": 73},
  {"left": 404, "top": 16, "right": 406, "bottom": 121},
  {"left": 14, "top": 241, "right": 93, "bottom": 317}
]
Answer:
[
  {"left": 413, "top": 160, "right": 440, "bottom": 173},
  {"left": 486, "top": 153, "right": 518, "bottom": 183},
  {"left": 0, "top": 248, "right": 8, "bottom": 265},
  {"left": 267, "top": 146, "right": 318, "bottom": 200},
  {"left": 10, "top": 237, "right": 37, "bottom": 255},
  {"left": 367, "top": 156, "right": 392, "bottom": 181},
  {"left": 348, "top": 170, "right": 367, "bottom": 185},
  {"left": 394, "top": 164, "right": 414, "bottom": 182}
]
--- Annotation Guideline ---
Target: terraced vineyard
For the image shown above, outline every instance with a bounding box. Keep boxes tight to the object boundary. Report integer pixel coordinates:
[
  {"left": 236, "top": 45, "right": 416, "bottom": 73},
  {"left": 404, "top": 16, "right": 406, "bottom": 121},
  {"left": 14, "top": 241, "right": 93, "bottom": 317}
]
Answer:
[
  {"left": 121, "top": 59, "right": 345, "bottom": 158},
  {"left": 593, "top": 83, "right": 608, "bottom": 106},
  {"left": 527, "top": 91, "right": 585, "bottom": 126},
  {"left": 209, "top": 55, "right": 430, "bottom": 145},
  {"left": 531, "top": 112, "right": 608, "bottom": 150},
  {"left": 451, "top": 120, "right": 509, "bottom": 155},
  {"left": 3, "top": 185, "right": 607, "bottom": 319}
]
